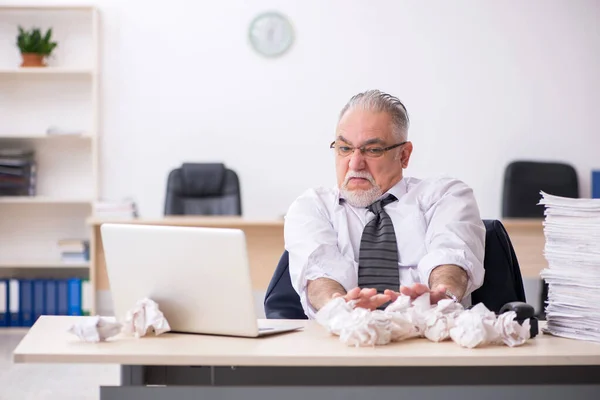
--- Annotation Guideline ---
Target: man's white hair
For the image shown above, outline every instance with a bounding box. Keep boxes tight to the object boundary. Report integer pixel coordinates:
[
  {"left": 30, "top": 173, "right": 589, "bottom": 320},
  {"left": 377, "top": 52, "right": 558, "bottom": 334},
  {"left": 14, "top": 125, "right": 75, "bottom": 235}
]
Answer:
[{"left": 338, "top": 89, "right": 410, "bottom": 142}]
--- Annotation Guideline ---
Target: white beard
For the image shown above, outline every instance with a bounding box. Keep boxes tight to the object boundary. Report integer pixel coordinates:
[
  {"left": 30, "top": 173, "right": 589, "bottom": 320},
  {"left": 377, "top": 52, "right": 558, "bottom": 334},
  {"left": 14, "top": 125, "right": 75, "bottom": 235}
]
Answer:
[{"left": 340, "top": 171, "right": 383, "bottom": 208}]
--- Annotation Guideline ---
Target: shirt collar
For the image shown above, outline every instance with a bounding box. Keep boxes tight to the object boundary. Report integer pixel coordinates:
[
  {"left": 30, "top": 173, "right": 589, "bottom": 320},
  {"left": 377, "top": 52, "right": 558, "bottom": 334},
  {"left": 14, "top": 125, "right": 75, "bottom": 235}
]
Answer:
[{"left": 382, "top": 177, "right": 407, "bottom": 201}]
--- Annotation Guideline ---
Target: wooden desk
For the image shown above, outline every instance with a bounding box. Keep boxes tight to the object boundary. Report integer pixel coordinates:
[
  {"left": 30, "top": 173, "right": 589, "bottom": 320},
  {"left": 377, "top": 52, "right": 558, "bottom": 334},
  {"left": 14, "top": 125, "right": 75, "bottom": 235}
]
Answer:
[
  {"left": 87, "top": 217, "right": 284, "bottom": 314},
  {"left": 501, "top": 218, "right": 546, "bottom": 278},
  {"left": 13, "top": 316, "right": 600, "bottom": 400}
]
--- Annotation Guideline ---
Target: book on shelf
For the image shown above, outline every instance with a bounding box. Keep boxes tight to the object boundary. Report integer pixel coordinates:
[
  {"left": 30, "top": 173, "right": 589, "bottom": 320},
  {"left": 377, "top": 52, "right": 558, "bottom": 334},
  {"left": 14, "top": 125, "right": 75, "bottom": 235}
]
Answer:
[
  {"left": 0, "top": 148, "right": 36, "bottom": 196},
  {"left": 93, "top": 199, "right": 138, "bottom": 219},
  {"left": 46, "top": 126, "right": 86, "bottom": 136},
  {"left": 58, "top": 239, "right": 90, "bottom": 263},
  {"left": 0, "top": 277, "right": 90, "bottom": 327}
]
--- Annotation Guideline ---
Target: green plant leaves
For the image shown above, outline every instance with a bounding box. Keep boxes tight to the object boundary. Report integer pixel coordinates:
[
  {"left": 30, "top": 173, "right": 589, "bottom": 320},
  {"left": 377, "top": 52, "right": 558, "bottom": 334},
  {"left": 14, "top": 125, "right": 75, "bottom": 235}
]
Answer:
[{"left": 16, "top": 25, "right": 58, "bottom": 56}]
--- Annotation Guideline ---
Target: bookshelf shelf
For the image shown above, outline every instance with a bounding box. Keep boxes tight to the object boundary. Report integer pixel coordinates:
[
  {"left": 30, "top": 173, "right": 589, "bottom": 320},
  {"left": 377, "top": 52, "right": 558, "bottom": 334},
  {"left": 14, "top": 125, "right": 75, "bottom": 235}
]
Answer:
[
  {"left": 0, "top": 261, "right": 89, "bottom": 269},
  {"left": 0, "top": 5, "right": 96, "bottom": 11},
  {"left": 0, "top": 134, "right": 94, "bottom": 140},
  {"left": 0, "top": 196, "right": 92, "bottom": 204},
  {"left": 0, "top": 68, "right": 94, "bottom": 76}
]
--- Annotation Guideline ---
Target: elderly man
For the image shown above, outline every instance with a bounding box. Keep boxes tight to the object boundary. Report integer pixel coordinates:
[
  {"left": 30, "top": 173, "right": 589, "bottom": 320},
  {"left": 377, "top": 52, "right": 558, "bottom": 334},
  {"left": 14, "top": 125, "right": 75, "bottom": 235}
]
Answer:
[{"left": 284, "top": 90, "right": 486, "bottom": 319}]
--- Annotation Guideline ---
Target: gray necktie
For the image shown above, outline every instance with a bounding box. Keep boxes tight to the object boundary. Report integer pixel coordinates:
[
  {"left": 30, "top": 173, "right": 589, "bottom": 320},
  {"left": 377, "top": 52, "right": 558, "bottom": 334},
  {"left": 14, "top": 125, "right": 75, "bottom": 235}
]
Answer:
[{"left": 358, "top": 194, "right": 400, "bottom": 293}]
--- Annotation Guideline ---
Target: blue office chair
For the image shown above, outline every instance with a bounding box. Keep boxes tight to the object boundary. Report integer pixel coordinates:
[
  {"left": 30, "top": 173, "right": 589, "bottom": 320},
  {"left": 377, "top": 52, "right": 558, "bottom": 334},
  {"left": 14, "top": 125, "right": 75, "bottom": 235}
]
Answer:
[{"left": 264, "top": 219, "right": 526, "bottom": 320}]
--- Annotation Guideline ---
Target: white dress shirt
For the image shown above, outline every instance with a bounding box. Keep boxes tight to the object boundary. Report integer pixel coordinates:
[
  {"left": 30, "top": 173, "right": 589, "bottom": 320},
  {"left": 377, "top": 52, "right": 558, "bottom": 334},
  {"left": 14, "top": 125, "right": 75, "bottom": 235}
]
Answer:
[{"left": 284, "top": 176, "right": 486, "bottom": 319}]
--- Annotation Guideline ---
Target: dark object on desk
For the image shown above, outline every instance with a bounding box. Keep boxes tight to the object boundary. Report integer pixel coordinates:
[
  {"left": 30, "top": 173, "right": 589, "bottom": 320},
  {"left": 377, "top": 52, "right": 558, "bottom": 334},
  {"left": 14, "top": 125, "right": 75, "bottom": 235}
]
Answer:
[
  {"left": 501, "top": 160, "right": 579, "bottom": 320},
  {"left": 500, "top": 301, "right": 539, "bottom": 338},
  {"left": 164, "top": 163, "right": 242, "bottom": 216},
  {"left": 264, "top": 219, "right": 527, "bottom": 320}
]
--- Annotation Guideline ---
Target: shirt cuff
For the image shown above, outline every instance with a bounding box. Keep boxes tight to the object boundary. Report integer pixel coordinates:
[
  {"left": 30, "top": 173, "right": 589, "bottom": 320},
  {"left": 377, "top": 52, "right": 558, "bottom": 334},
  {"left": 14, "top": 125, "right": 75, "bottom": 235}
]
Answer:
[
  {"left": 417, "top": 248, "right": 477, "bottom": 296},
  {"left": 299, "top": 288, "right": 318, "bottom": 319}
]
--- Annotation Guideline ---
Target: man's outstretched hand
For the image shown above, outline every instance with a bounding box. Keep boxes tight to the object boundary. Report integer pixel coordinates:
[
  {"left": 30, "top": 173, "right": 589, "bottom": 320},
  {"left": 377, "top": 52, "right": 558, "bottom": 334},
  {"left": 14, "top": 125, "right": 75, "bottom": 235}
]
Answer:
[
  {"left": 384, "top": 283, "right": 450, "bottom": 304},
  {"left": 330, "top": 283, "right": 453, "bottom": 311},
  {"left": 332, "top": 287, "right": 391, "bottom": 310}
]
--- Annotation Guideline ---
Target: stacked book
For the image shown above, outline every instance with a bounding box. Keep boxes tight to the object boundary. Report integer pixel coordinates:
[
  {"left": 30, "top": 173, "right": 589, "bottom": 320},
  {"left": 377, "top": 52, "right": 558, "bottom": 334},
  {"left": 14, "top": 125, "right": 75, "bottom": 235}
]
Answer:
[
  {"left": 539, "top": 191, "right": 600, "bottom": 342},
  {"left": 0, "top": 148, "right": 36, "bottom": 196},
  {"left": 93, "top": 199, "right": 138, "bottom": 219},
  {"left": 58, "top": 239, "right": 90, "bottom": 264}
]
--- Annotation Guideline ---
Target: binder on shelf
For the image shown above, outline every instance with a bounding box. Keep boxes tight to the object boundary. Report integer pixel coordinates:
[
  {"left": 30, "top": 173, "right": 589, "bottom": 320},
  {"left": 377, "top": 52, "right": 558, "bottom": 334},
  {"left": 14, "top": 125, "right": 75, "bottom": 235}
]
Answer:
[
  {"left": 81, "top": 279, "right": 91, "bottom": 316},
  {"left": 45, "top": 280, "right": 58, "bottom": 316},
  {"left": 0, "top": 280, "right": 7, "bottom": 327},
  {"left": 57, "top": 279, "right": 69, "bottom": 316},
  {"left": 593, "top": 170, "right": 600, "bottom": 199},
  {"left": 20, "top": 280, "right": 34, "bottom": 327},
  {"left": 33, "top": 280, "right": 45, "bottom": 323},
  {"left": 9, "top": 279, "right": 20, "bottom": 326},
  {"left": 67, "top": 278, "right": 82, "bottom": 316}
]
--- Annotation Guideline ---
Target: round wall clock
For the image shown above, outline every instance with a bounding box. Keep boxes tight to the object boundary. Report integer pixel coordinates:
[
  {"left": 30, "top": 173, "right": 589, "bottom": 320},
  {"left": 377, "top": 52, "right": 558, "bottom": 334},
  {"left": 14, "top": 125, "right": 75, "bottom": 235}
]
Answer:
[{"left": 248, "top": 12, "right": 294, "bottom": 58}]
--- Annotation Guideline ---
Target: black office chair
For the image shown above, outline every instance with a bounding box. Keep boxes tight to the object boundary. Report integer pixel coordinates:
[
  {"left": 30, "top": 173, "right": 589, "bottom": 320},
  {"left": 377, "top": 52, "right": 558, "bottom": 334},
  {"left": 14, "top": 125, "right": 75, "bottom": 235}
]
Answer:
[
  {"left": 502, "top": 160, "right": 579, "bottom": 319},
  {"left": 164, "top": 163, "right": 242, "bottom": 216},
  {"left": 502, "top": 161, "right": 578, "bottom": 218},
  {"left": 264, "top": 219, "right": 526, "bottom": 320}
]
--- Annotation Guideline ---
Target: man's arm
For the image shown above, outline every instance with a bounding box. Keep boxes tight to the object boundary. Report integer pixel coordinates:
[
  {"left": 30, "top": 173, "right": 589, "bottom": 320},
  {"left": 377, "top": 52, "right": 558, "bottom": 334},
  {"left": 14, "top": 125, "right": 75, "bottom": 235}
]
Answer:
[
  {"left": 307, "top": 278, "right": 346, "bottom": 311},
  {"left": 417, "top": 178, "right": 486, "bottom": 300},
  {"left": 284, "top": 189, "right": 356, "bottom": 318},
  {"left": 429, "top": 264, "right": 469, "bottom": 301}
]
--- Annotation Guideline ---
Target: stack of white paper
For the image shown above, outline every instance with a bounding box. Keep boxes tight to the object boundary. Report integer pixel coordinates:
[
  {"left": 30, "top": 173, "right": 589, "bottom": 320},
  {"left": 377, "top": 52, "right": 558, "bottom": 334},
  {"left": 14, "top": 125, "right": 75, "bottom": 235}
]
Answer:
[{"left": 539, "top": 191, "right": 600, "bottom": 342}]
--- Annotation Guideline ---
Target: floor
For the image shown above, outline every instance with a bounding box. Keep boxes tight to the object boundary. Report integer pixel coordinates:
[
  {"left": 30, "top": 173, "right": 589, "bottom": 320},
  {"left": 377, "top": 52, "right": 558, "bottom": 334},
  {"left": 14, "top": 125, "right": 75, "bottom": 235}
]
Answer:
[
  {"left": 0, "top": 291, "right": 267, "bottom": 399},
  {"left": 0, "top": 329, "right": 119, "bottom": 400}
]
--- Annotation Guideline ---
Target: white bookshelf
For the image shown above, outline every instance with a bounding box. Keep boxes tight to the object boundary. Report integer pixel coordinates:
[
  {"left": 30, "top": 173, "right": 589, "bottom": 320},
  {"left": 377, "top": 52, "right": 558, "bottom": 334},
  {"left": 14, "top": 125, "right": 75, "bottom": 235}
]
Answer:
[{"left": 0, "top": 6, "right": 100, "bottom": 292}]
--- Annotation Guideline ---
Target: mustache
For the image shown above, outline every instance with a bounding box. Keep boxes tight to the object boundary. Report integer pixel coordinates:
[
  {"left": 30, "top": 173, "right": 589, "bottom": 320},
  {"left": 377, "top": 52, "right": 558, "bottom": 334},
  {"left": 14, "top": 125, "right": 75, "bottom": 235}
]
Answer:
[{"left": 343, "top": 171, "right": 376, "bottom": 186}]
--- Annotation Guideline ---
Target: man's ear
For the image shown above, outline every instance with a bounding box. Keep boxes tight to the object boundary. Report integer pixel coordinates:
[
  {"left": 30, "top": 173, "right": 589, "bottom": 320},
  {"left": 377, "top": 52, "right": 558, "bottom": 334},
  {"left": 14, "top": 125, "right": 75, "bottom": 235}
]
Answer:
[{"left": 400, "top": 141, "right": 413, "bottom": 168}]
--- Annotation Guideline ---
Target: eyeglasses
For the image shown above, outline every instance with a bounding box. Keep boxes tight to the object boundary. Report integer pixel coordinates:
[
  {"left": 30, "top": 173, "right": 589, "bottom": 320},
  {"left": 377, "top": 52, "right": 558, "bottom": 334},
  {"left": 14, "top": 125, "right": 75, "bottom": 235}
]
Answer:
[{"left": 329, "top": 140, "right": 407, "bottom": 158}]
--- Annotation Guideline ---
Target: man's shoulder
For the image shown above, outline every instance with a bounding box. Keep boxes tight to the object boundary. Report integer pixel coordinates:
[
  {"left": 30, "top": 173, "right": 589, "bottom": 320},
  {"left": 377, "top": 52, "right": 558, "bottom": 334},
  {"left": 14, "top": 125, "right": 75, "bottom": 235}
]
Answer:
[
  {"left": 405, "top": 175, "right": 474, "bottom": 200},
  {"left": 294, "top": 186, "right": 339, "bottom": 203},
  {"left": 286, "top": 186, "right": 339, "bottom": 217}
]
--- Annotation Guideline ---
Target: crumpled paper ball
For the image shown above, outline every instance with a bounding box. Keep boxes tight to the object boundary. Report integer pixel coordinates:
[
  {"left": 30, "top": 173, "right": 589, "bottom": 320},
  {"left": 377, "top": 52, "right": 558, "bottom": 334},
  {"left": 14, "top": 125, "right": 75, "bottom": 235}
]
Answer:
[
  {"left": 449, "top": 303, "right": 500, "bottom": 348},
  {"left": 68, "top": 316, "right": 122, "bottom": 343},
  {"left": 316, "top": 293, "right": 531, "bottom": 348},
  {"left": 122, "top": 297, "right": 171, "bottom": 338},
  {"left": 494, "top": 310, "right": 531, "bottom": 347}
]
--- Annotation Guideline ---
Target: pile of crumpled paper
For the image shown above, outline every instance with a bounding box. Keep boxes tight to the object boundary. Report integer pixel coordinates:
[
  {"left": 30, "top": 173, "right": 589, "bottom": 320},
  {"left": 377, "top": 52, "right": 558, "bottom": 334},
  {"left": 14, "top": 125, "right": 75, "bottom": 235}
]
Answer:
[
  {"left": 68, "top": 298, "right": 171, "bottom": 343},
  {"left": 316, "top": 293, "right": 531, "bottom": 348}
]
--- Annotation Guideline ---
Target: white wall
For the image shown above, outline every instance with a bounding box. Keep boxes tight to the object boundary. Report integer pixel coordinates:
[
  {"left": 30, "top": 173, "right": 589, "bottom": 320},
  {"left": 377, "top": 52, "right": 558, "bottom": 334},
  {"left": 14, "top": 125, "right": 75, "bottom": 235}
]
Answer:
[{"left": 13, "top": 0, "right": 600, "bottom": 219}]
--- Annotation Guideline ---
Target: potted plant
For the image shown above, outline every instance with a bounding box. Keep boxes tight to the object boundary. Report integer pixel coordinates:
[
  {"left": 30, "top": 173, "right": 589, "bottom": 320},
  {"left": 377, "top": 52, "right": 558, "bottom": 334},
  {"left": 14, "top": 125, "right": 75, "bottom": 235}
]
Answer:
[{"left": 16, "top": 26, "right": 58, "bottom": 67}]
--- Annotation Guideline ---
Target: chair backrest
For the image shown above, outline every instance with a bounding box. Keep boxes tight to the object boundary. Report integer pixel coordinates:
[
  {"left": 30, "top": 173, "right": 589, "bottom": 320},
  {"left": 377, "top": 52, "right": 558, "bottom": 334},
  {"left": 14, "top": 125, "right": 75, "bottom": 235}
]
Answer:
[
  {"left": 263, "top": 219, "right": 526, "bottom": 319},
  {"left": 502, "top": 161, "right": 578, "bottom": 218},
  {"left": 164, "top": 163, "right": 242, "bottom": 216}
]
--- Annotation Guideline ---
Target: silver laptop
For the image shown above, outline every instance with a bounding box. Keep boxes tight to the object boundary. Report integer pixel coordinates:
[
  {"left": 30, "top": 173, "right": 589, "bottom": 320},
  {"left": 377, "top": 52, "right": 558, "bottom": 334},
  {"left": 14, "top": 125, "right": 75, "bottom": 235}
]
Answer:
[{"left": 100, "top": 223, "right": 302, "bottom": 337}]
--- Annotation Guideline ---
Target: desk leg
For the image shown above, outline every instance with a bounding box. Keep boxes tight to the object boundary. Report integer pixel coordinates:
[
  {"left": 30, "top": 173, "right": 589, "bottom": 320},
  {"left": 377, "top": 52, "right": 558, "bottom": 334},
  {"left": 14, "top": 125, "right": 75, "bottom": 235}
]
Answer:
[{"left": 120, "top": 365, "right": 144, "bottom": 386}]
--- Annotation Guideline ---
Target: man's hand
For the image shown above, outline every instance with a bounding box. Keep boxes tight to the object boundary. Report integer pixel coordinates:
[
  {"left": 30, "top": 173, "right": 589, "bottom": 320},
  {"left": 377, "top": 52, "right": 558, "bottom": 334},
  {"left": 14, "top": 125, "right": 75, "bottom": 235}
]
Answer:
[
  {"left": 384, "top": 283, "right": 450, "bottom": 304},
  {"left": 333, "top": 287, "right": 391, "bottom": 310}
]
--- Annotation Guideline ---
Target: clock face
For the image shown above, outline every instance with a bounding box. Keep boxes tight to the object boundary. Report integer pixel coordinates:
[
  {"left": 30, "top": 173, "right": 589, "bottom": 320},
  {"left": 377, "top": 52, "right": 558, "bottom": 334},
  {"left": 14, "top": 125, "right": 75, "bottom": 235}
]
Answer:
[{"left": 248, "top": 12, "right": 294, "bottom": 58}]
